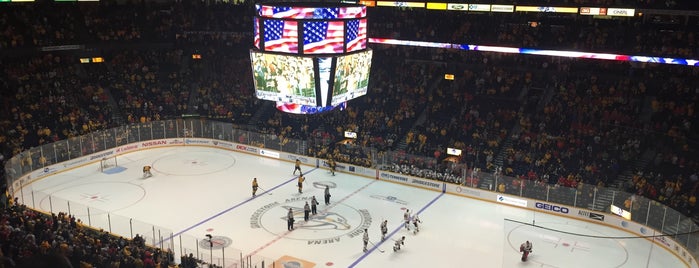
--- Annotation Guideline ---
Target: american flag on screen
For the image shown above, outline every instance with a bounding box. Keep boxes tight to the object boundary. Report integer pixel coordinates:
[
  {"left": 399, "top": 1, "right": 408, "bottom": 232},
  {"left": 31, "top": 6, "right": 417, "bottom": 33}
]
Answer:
[
  {"left": 260, "top": 6, "right": 339, "bottom": 19},
  {"left": 312, "top": 7, "right": 339, "bottom": 19},
  {"left": 346, "top": 19, "right": 367, "bottom": 52},
  {"left": 303, "top": 21, "right": 344, "bottom": 54},
  {"left": 264, "top": 20, "right": 298, "bottom": 53},
  {"left": 253, "top": 17, "right": 260, "bottom": 49},
  {"left": 339, "top": 6, "right": 366, "bottom": 18}
]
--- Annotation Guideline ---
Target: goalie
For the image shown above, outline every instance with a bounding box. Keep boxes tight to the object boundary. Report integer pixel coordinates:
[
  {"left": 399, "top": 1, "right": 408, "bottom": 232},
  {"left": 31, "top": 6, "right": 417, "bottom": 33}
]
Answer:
[
  {"left": 519, "top": 240, "right": 533, "bottom": 261},
  {"left": 143, "top": 166, "right": 153, "bottom": 178}
]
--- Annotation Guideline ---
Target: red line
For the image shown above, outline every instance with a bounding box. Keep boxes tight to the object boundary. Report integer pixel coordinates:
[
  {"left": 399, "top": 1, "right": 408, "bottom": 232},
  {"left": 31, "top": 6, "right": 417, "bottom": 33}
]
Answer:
[{"left": 245, "top": 180, "right": 377, "bottom": 259}]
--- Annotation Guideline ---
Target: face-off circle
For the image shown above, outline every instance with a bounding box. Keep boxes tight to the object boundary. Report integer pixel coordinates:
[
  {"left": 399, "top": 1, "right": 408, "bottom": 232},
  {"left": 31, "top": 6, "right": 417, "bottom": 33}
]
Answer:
[
  {"left": 250, "top": 198, "right": 372, "bottom": 243},
  {"left": 198, "top": 236, "right": 233, "bottom": 250}
]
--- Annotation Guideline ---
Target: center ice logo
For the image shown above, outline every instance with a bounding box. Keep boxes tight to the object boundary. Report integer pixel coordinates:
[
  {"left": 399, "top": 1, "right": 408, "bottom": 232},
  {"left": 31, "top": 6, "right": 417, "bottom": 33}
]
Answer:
[
  {"left": 278, "top": 205, "right": 351, "bottom": 230},
  {"left": 250, "top": 195, "right": 372, "bottom": 245}
]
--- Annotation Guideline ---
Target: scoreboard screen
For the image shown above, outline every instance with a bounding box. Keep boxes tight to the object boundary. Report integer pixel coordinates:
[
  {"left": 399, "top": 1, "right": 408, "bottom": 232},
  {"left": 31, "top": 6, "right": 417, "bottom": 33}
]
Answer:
[
  {"left": 254, "top": 3, "right": 367, "bottom": 55},
  {"left": 251, "top": 3, "right": 371, "bottom": 109},
  {"left": 331, "top": 49, "right": 372, "bottom": 106},
  {"left": 251, "top": 51, "right": 318, "bottom": 106},
  {"left": 257, "top": 5, "right": 366, "bottom": 19},
  {"left": 345, "top": 19, "right": 367, "bottom": 52},
  {"left": 303, "top": 21, "right": 345, "bottom": 54},
  {"left": 253, "top": 17, "right": 261, "bottom": 49},
  {"left": 263, "top": 19, "right": 299, "bottom": 54}
]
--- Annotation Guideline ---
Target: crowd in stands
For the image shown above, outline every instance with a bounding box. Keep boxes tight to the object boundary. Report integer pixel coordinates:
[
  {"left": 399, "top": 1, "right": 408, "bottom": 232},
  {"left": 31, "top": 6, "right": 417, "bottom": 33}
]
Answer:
[
  {"left": 0, "top": 199, "right": 174, "bottom": 267},
  {"left": 0, "top": 1, "right": 697, "bottom": 267}
]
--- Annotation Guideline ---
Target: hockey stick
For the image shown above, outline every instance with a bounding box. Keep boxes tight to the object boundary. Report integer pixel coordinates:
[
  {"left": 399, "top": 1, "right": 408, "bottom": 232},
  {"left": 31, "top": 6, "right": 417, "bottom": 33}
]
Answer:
[
  {"left": 367, "top": 240, "right": 385, "bottom": 253},
  {"left": 257, "top": 187, "right": 273, "bottom": 195}
]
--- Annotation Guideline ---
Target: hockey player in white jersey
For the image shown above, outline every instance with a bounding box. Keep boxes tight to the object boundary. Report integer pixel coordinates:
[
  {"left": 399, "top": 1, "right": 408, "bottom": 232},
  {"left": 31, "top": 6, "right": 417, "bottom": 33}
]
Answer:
[
  {"left": 380, "top": 220, "right": 388, "bottom": 240},
  {"left": 412, "top": 214, "right": 421, "bottom": 234},
  {"left": 362, "top": 229, "right": 369, "bottom": 252},
  {"left": 393, "top": 236, "right": 406, "bottom": 252}
]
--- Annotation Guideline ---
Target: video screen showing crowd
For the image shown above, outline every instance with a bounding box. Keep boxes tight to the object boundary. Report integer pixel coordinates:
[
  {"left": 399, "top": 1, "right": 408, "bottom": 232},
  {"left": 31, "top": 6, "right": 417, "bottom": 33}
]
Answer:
[
  {"left": 251, "top": 52, "right": 317, "bottom": 106},
  {"left": 330, "top": 50, "right": 372, "bottom": 106},
  {"left": 250, "top": 2, "right": 372, "bottom": 110}
]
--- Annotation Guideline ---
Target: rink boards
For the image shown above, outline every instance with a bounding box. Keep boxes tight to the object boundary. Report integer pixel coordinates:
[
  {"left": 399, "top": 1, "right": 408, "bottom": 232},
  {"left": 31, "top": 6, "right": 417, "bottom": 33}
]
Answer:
[{"left": 10, "top": 137, "right": 697, "bottom": 268}]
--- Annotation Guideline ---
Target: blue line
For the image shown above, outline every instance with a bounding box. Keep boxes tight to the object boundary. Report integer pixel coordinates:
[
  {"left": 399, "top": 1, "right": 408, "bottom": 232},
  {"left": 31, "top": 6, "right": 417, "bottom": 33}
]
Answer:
[
  {"left": 159, "top": 168, "right": 319, "bottom": 245},
  {"left": 349, "top": 191, "right": 445, "bottom": 267}
]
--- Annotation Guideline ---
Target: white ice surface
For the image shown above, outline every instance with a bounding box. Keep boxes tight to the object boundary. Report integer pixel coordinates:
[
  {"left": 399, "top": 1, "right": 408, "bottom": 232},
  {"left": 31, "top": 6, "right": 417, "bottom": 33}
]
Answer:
[{"left": 19, "top": 147, "right": 686, "bottom": 268}]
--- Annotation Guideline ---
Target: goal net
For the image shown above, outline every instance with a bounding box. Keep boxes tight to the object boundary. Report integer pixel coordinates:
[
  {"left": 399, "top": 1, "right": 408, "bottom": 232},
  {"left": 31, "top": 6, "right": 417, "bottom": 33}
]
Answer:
[{"left": 100, "top": 156, "right": 118, "bottom": 172}]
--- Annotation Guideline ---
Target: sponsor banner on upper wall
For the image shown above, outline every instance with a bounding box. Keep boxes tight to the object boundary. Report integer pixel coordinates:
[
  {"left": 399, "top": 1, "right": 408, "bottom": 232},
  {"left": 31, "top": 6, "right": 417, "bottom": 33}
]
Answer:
[
  {"left": 358, "top": 0, "right": 376, "bottom": 7},
  {"left": 606, "top": 8, "right": 635, "bottom": 17},
  {"left": 515, "top": 6, "right": 578, "bottom": 13},
  {"left": 580, "top": 7, "right": 607, "bottom": 16},
  {"left": 468, "top": 4, "right": 490, "bottom": 11},
  {"left": 376, "top": 1, "right": 425, "bottom": 8},
  {"left": 490, "top": 4, "right": 514, "bottom": 12},
  {"left": 446, "top": 3, "right": 467, "bottom": 11},
  {"left": 425, "top": 2, "right": 446, "bottom": 10},
  {"left": 580, "top": 7, "right": 634, "bottom": 17}
]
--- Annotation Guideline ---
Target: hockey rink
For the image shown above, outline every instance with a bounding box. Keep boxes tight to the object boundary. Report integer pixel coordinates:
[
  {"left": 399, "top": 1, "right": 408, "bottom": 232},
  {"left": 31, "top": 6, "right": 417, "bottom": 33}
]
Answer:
[{"left": 18, "top": 147, "right": 687, "bottom": 268}]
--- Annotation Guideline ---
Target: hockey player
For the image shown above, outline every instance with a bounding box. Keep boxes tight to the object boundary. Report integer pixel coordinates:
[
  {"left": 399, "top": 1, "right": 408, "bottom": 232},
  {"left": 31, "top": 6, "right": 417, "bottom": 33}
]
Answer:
[
  {"left": 412, "top": 214, "right": 421, "bottom": 234},
  {"left": 329, "top": 158, "right": 337, "bottom": 176},
  {"left": 304, "top": 202, "right": 310, "bottom": 221},
  {"left": 520, "top": 240, "right": 533, "bottom": 261},
  {"left": 403, "top": 209, "right": 411, "bottom": 231},
  {"left": 393, "top": 236, "right": 405, "bottom": 252},
  {"left": 362, "top": 229, "right": 369, "bottom": 252},
  {"left": 252, "top": 178, "right": 259, "bottom": 197},
  {"left": 311, "top": 196, "right": 319, "bottom": 215},
  {"left": 297, "top": 174, "right": 305, "bottom": 193},
  {"left": 293, "top": 159, "right": 302, "bottom": 175},
  {"left": 380, "top": 220, "right": 388, "bottom": 240},
  {"left": 142, "top": 166, "right": 152, "bottom": 178}
]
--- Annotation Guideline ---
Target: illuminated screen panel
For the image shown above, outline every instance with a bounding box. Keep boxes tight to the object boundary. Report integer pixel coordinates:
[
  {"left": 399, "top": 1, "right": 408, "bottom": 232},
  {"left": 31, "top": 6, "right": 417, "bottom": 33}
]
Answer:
[
  {"left": 263, "top": 19, "right": 299, "bottom": 54},
  {"left": 368, "top": 38, "right": 699, "bottom": 66},
  {"left": 331, "top": 49, "right": 373, "bottom": 106},
  {"left": 253, "top": 17, "right": 260, "bottom": 49},
  {"left": 276, "top": 101, "right": 346, "bottom": 114},
  {"left": 346, "top": 19, "right": 367, "bottom": 52},
  {"left": 251, "top": 51, "right": 317, "bottom": 106},
  {"left": 303, "top": 21, "right": 344, "bottom": 54},
  {"left": 259, "top": 6, "right": 339, "bottom": 19},
  {"left": 318, "top": 57, "right": 333, "bottom": 106},
  {"left": 339, "top": 6, "right": 366, "bottom": 18}
]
